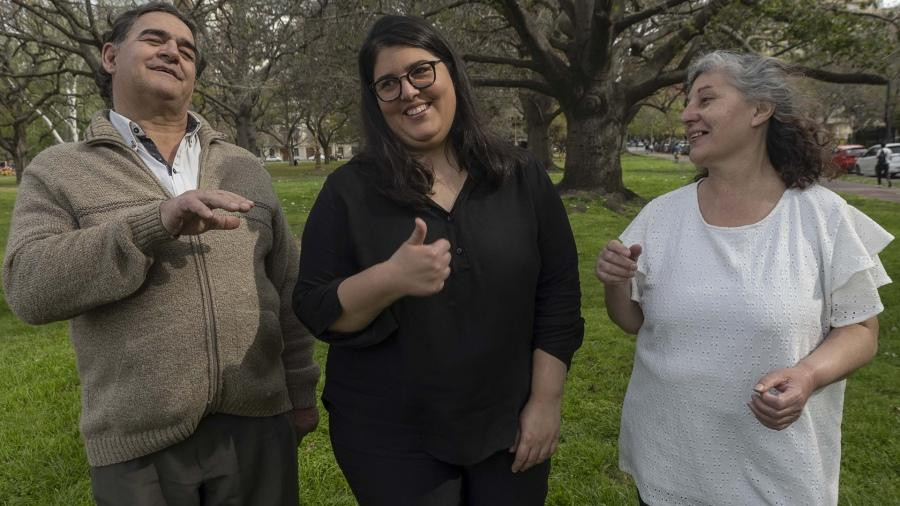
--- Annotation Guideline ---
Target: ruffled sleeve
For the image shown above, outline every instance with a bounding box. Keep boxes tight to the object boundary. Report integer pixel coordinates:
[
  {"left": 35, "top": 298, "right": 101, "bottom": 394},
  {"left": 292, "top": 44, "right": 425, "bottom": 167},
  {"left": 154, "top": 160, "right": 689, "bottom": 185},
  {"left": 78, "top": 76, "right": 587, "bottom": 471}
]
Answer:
[
  {"left": 619, "top": 205, "right": 652, "bottom": 304},
  {"left": 827, "top": 205, "right": 894, "bottom": 327}
]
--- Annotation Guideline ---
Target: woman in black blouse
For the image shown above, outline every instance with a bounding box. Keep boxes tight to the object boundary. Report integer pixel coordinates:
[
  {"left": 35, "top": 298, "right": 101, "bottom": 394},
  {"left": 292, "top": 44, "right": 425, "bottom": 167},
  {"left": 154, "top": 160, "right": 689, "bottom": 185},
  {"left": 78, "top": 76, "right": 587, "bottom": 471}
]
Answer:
[{"left": 293, "top": 15, "right": 583, "bottom": 506}]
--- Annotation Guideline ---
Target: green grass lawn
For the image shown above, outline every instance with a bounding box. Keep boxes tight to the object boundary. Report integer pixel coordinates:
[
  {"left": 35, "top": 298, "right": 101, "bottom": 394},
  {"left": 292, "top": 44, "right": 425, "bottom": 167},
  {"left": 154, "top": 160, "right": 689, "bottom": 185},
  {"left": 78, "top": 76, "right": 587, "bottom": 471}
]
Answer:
[{"left": 0, "top": 155, "right": 897, "bottom": 505}]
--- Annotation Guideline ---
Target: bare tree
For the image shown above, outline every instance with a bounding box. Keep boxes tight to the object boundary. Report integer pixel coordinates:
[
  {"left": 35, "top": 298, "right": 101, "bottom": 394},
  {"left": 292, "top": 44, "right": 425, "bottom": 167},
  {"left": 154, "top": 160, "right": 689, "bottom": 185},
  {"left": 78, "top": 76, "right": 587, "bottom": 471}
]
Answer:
[
  {"left": 193, "top": 0, "right": 328, "bottom": 155},
  {"left": 1, "top": 0, "right": 116, "bottom": 101},
  {"left": 0, "top": 36, "right": 71, "bottom": 182}
]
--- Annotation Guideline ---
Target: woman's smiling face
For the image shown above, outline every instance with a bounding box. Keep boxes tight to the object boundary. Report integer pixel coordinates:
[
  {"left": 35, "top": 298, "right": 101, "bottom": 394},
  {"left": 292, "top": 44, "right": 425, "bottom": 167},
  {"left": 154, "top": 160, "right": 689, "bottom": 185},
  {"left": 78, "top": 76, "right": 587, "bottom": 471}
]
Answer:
[
  {"left": 372, "top": 45, "right": 457, "bottom": 154},
  {"left": 682, "top": 70, "right": 764, "bottom": 169}
]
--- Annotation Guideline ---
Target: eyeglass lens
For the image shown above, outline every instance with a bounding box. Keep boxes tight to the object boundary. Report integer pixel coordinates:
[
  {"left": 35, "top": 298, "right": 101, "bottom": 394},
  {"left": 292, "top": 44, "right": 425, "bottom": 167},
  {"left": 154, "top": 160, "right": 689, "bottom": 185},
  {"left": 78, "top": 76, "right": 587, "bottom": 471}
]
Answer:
[{"left": 374, "top": 62, "right": 438, "bottom": 101}]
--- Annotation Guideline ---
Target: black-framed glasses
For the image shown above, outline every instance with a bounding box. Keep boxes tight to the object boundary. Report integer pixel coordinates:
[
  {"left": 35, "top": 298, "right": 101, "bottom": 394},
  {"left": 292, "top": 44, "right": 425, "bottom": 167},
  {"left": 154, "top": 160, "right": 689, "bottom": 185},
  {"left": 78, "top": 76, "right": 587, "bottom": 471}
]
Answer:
[{"left": 371, "top": 60, "right": 442, "bottom": 102}]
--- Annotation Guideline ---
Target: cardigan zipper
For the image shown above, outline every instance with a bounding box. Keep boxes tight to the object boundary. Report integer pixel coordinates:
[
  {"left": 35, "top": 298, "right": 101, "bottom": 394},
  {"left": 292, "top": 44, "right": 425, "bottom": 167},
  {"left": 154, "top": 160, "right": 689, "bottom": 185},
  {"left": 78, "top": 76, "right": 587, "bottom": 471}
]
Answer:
[
  {"left": 194, "top": 138, "right": 223, "bottom": 411},
  {"left": 193, "top": 237, "right": 222, "bottom": 411},
  {"left": 90, "top": 122, "right": 227, "bottom": 411}
]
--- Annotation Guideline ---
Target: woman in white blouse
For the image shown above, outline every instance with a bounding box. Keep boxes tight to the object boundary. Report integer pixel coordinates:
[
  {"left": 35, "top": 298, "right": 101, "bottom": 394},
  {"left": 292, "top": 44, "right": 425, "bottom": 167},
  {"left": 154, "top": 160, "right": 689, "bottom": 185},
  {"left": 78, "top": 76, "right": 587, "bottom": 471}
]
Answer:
[{"left": 596, "top": 51, "right": 893, "bottom": 506}]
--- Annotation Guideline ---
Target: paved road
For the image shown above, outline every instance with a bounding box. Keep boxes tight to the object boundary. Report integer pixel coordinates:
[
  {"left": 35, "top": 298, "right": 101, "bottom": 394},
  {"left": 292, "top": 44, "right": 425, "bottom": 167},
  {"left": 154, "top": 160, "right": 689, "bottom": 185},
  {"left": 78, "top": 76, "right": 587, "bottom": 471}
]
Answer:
[{"left": 820, "top": 179, "right": 900, "bottom": 203}]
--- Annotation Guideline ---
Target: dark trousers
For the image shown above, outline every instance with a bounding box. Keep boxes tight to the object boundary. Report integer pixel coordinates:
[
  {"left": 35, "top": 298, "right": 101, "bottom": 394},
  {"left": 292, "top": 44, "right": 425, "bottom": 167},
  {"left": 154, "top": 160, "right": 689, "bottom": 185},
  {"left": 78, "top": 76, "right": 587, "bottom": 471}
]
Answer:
[
  {"left": 877, "top": 164, "right": 891, "bottom": 187},
  {"left": 90, "top": 413, "right": 299, "bottom": 506},
  {"left": 329, "top": 415, "right": 549, "bottom": 506}
]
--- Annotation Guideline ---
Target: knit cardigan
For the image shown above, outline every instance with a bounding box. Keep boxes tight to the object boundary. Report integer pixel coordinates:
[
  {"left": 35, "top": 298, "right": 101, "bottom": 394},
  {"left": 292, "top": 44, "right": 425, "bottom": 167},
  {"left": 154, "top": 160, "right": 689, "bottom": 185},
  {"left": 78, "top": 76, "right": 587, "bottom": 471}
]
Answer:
[{"left": 2, "top": 111, "right": 320, "bottom": 466}]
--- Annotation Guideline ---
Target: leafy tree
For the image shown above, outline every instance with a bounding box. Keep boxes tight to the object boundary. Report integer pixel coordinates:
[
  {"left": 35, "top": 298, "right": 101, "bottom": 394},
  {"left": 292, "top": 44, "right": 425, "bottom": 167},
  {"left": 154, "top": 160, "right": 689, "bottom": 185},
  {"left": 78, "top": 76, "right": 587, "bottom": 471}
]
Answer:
[{"left": 432, "top": 0, "right": 891, "bottom": 201}]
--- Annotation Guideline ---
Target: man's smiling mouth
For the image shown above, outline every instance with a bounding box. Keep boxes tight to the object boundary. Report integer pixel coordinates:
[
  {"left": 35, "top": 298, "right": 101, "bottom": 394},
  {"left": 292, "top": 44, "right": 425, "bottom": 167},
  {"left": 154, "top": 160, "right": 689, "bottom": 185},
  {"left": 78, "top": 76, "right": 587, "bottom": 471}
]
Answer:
[{"left": 149, "top": 66, "right": 179, "bottom": 79}]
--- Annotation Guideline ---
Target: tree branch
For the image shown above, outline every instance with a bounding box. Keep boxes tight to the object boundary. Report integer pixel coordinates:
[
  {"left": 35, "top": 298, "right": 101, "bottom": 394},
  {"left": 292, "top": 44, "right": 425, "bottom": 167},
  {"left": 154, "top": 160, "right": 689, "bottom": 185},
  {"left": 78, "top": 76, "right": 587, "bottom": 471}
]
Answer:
[
  {"left": 641, "top": 0, "right": 731, "bottom": 77},
  {"left": 196, "top": 88, "right": 239, "bottom": 116},
  {"left": 463, "top": 53, "right": 537, "bottom": 71},
  {"left": 471, "top": 77, "right": 552, "bottom": 96},
  {"left": 792, "top": 66, "right": 888, "bottom": 86},
  {"left": 614, "top": 0, "right": 693, "bottom": 36},
  {"left": 495, "top": 0, "right": 570, "bottom": 99},
  {"left": 422, "top": 0, "right": 472, "bottom": 18}
]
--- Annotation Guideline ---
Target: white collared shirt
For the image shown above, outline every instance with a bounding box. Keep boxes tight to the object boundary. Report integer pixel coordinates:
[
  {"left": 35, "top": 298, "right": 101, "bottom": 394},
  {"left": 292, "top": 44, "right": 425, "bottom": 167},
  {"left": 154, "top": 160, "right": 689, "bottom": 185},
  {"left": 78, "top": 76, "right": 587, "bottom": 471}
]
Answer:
[{"left": 109, "top": 110, "right": 202, "bottom": 196}]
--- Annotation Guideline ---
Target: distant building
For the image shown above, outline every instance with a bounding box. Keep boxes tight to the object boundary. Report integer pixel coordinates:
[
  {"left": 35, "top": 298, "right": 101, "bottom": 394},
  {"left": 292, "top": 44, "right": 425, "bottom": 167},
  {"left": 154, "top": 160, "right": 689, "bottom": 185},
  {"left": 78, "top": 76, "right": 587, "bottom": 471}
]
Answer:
[{"left": 259, "top": 127, "right": 353, "bottom": 163}]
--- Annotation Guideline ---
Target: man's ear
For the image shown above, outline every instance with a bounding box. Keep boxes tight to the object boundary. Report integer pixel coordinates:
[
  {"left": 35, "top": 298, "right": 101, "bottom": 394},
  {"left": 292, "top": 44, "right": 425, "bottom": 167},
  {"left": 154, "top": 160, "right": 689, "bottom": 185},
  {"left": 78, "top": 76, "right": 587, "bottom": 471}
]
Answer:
[
  {"left": 101, "top": 43, "right": 117, "bottom": 74},
  {"left": 751, "top": 101, "right": 775, "bottom": 127}
]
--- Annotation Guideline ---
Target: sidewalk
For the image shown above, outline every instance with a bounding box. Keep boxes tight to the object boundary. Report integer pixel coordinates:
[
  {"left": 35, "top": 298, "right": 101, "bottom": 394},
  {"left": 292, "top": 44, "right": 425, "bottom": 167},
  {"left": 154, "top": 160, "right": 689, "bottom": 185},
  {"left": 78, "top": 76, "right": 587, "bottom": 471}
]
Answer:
[{"left": 821, "top": 179, "right": 900, "bottom": 203}]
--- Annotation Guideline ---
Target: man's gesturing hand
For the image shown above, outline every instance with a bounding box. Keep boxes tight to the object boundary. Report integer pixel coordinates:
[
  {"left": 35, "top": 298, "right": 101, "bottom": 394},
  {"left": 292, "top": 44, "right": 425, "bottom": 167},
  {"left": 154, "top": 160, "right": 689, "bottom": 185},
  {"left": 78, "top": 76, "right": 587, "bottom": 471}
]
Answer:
[
  {"left": 160, "top": 189, "right": 254, "bottom": 236},
  {"left": 385, "top": 218, "right": 451, "bottom": 296}
]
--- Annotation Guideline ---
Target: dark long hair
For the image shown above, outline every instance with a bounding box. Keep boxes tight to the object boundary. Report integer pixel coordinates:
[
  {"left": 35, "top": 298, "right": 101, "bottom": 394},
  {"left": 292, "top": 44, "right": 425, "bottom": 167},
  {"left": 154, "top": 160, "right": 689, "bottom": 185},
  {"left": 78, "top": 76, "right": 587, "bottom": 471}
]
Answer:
[
  {"left": 356, "top": 15, "right": 525, "bottom": 209},
  {"left": 685, "top": 51, "right": 837, "bottom": 188}
]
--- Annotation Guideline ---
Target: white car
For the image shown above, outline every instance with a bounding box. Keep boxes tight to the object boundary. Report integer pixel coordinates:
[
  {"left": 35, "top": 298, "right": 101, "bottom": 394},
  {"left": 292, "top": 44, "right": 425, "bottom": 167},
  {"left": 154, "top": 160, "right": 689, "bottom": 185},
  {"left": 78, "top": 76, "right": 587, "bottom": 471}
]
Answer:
[{"left": 855, "top": 143, "right": 900, "bottom": 177}]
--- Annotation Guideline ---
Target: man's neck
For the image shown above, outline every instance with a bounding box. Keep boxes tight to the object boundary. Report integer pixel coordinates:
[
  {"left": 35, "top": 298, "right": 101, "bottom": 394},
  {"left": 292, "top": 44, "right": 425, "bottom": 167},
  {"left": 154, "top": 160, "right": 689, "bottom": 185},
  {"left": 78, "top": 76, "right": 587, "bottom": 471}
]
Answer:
[
  {"left": 114, "top": 102, "right": 188, "bottom": 134},
  {"left": 113, "top": 101, "right": 191, "bottom": 164}
]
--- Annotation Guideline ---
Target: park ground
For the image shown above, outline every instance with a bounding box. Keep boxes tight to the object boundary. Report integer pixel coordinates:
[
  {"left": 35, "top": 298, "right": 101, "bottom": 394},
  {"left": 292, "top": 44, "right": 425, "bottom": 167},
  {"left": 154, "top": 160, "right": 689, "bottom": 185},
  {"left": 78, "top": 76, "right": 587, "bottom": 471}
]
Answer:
[{"left": 0, "top": 155, "right": 897, "bottom": 505}]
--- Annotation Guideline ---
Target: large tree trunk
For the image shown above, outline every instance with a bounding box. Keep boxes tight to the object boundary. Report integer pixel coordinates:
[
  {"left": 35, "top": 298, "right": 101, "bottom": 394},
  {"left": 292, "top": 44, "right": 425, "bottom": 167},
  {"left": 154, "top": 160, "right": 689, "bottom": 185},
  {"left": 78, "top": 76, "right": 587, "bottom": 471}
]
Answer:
[
  {"left": 557, "top": 110, "right": 630, "bottom": 201},
  {"left": 288, "top": 137, "right": 298, "bottom": 166},
  {"left": 519, "top": 91, "right": 557, "bottom": 170},
  {"left": 320, "top": 134, "right": 332, "bottom": 164},
  {"left": 234, "top": 108, "right": 259, "bottom": 156}
]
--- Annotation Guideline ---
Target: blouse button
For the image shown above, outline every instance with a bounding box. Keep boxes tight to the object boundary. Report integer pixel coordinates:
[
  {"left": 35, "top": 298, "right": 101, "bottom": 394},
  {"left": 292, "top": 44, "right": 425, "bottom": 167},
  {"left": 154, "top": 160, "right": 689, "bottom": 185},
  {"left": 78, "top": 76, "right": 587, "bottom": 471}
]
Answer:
[{"left": 455, "top": 247, "right": 463, "bottom": 255}]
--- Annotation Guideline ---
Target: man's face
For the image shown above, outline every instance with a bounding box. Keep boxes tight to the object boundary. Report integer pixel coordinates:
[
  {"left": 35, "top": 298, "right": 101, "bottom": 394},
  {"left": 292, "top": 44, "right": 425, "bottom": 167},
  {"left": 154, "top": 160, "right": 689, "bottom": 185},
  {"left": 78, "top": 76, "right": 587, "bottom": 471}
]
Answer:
[{"left": 102, "top": 11, "right": 198, "bottom": 112}]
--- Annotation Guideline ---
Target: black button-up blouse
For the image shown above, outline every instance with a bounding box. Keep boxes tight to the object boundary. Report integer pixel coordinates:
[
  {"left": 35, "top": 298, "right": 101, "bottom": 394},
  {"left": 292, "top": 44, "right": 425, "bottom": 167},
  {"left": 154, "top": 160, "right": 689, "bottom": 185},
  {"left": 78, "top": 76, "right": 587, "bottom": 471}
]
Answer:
[{"left": 293, "top": 156, "right": 584, "bottom": 465}]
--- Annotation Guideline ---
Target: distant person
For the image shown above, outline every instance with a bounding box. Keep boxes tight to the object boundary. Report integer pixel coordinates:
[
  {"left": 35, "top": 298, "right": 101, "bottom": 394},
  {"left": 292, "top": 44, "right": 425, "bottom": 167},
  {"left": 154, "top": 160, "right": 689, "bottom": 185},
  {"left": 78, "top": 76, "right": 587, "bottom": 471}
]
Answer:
[
  {"left": 596, "top": 51, "right": 892, "bottom": 505},
  {"left": 876, "top": 143, "right": 891, "bottom": 187},
  {"left": 293, "top": 15, "right": 583, "bottom": 506},
  {"left": 2, "top": 3, "right": 319, "bottom": 504}
]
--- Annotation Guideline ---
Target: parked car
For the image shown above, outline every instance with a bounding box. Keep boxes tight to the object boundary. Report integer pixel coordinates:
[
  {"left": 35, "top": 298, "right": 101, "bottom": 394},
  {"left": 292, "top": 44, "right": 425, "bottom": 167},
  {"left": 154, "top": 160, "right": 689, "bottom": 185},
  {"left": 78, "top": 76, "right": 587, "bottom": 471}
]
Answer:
[
  {"left": 832, "top": 144, "right": 866, "bottom": 174},
  {"left": 856, "top": 143, "right": 900, "bottom": 178}
]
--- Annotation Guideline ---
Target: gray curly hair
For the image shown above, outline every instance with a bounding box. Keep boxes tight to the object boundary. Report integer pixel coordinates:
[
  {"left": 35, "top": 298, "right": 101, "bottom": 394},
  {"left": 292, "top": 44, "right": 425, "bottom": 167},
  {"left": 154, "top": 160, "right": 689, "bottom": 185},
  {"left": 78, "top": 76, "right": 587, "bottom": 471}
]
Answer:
[{"left": 685, "top": 51, "right": 835, "bottom": 187}]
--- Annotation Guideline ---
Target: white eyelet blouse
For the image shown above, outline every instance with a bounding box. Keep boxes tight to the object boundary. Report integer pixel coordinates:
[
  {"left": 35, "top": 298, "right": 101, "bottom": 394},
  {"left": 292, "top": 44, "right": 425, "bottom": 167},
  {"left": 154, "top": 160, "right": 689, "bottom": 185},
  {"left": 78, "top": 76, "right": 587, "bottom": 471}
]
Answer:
[{"left": 617, "top": 181, "right": 892, "bottom": 506}]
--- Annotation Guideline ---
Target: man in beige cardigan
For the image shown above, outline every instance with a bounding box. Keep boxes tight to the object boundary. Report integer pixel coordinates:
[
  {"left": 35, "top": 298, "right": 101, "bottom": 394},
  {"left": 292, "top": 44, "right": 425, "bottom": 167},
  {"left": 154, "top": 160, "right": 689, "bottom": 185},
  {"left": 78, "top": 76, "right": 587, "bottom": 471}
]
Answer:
[{"left": 2, "top": 2, "right": 319, "bottom": 504}]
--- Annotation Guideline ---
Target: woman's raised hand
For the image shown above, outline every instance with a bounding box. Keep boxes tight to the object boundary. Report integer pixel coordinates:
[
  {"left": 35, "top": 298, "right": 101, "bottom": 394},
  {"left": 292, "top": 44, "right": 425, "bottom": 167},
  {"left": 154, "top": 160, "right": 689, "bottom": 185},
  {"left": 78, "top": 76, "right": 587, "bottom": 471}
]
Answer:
[
  {"left": 386, "top": 218, "right": 452, "bottom": 296},
  {"left": 595, "top": 240, "right": 642, "bottom": 286}
]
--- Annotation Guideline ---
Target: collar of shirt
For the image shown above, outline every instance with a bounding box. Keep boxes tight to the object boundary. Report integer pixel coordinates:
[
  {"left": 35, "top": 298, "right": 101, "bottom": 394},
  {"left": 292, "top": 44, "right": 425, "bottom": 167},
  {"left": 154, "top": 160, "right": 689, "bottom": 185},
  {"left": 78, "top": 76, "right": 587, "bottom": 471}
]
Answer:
[{"left": 108, "top": 110, "right": 203, "bottom": 196}]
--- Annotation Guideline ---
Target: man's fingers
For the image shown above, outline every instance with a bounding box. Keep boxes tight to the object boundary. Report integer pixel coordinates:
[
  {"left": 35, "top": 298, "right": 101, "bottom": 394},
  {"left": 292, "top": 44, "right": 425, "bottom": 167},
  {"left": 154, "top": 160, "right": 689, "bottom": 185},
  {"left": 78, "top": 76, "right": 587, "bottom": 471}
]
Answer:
[
  {"left": 194, "top": 189, "right": 254, "bottom": 212},
  {"left": 183, "top": 198, "right": 215, "bottom": 220},
  {"left": 209, "top": 215, "right": 242, "bottom": 230}
]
